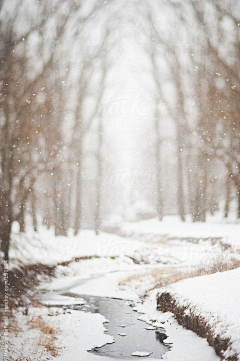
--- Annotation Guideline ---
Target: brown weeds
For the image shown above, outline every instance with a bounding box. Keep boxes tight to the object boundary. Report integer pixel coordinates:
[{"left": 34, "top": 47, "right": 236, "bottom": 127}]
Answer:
[
  {"left": 0, "top": 263, "right": 56, "bottom": 310},
  {"left": 120, "top": 258, "right": 240, "bottom": 298},
  {"left": 29, "top": 315, "right": 59, "bottom": 357}
]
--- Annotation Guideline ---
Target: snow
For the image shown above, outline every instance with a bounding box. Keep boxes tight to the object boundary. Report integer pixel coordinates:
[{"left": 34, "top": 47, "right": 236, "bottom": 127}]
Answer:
[
  {"left": 5, "top": 307, "right": 116, "bottom": 361},
  {"left": 54, "top": 310, "right": 115, "bottom": 361},
  {"left": 10, "top": 228, "right": 143, "bottom": 266},
  {"left": 69, "top": 271, "right": 139, "bottom": 300},
  {"left": 6, "top": 220, "right": 234, "bottom": 361},
  {"left": 120, "top": 217, "right": 240, "bottom": 271},
  {"left": 122, "top": 216, "right": 240, "bottom": 250},
  {"left": 162, "top": 267, "right": 240, "bottom": 359},
  {"left": 145, "top": 326, "right": 156, "bottom": 330},
  {"left": 40, "top": 293, "right": 86, "bottom": 306},
  {"left": 48, "top": 266, "right": 220, "bottom": 361},
  {"left": 11, "top": 217, "right": 238, "bottom": 279},
  {"left": 134, "top": 290, "right": 220, "bottom": 361},
  {"left": 132, "top": 351, "right": 153, "bottom": 357}
]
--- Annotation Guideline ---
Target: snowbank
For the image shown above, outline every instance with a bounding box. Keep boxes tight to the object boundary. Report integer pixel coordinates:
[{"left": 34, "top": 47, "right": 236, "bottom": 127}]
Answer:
[
  {"left": 0, "top": 306, "right": 115, "bottom": 361},
  {"left": 10, "top": 229, "right": 142, "bottom": 265},
  {"left": 122, "top": 217, "right": 240, "bottom": 249},
  {"left": 157, "top": 268, "right": 240, "bottom": 360}
]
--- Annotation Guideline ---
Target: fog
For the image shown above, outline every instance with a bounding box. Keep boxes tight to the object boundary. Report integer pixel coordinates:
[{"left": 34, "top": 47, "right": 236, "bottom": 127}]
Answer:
[{"left": 1, "top": 0, "right": 240, "bottom": 259}]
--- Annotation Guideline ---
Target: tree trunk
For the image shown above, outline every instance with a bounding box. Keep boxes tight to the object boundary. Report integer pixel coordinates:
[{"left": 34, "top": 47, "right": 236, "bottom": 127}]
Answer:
[
  {"left": 176, "top": 145, "right": 185, "bottom": 222},
  {"left": 54, "top": 169, "right": 67, "bottom": 237},
  {"left": 60, "top": 188, "right": 67, "bottom": 236},
  {"left": 238, "top": 188, "right": 240, "bottom": 219},
  {"left": 73, "top": 101, "right": 84, "bottom": 236},
  {"left": 54, "top": 171, "right": 62, "bottom": 236},
  {"left": 95, "top": 113, "right": 103, "bottom": 236},
  {"left": 19, "top": 205, "right": 25, "bottom": 232},
  {"left": 94, "top": 51, "right": 108, "bottom": 235},
  {"left": 200, "top": 155, "right": 208, "bottom": 222},
  {"left": 192, "top": 152, "right": 207, "bottom": 222},
  {"left": 0, "top": 221, "right": 11, "bottom": 261},
  {"left": 0, "top": 191, "right": 12, "bottom": 261},
  {"left": 0, "top": 141, "right": 13, "bottom": 260},
  {"left": 175, "top": 118, "right": 185, "bottom": 222},
  {"left": 192, "top": 153, "right": 201, "bottom": 222},
  {"left": 154, "top": 107, "right": 163, "bottom": 221},
  {"left": 64, "top": 166, "right": 72, "bottom": 231},
  {"left": 74, "top": 162, "right": 82, "bottom": 236},
  {"left": 30, "top": 189, "right": 37, "bottom": 232},
  {"left": 174, "top": 72, "right": 186, "bottom": 221},
  {"left": 46, "top": 200, "right": 51, "bottom": 230},
  {"left": 186, "top": 152, "right": 195, "bottom": 219},
  {"left": 224, "top": 177, "right": 231, "bottom": 218}
]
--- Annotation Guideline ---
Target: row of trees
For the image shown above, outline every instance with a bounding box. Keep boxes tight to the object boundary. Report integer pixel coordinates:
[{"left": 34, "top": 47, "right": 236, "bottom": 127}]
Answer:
[
  {"left": 139, "top": 0, "right": 240, "bottom": 222},
  {"left": 0, "top": 0, "right": 115, "bottom": 260},
  {"left": 0, "top": 0, "right": 239, "bottom": 262}
]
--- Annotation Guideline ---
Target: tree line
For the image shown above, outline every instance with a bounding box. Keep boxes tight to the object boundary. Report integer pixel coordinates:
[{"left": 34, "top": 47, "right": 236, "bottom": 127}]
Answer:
[{"left": 0, "top": 0, "right": 240, "bottom": 262}]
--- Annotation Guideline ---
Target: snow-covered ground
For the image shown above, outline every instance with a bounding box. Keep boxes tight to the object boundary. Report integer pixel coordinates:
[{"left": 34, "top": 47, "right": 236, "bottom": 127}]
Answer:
[
  {"left": 2, "top": 306, "right": 115, "bottom": 361},
  {"left": 11, "top": 215, "right": 240, "bottom": 273},
  {"left": 121, "top": 217, "right": 240, "bottom": 271},
  {"left": 3, "top": 217, "right": 240, "bottom": 361},
  {"left": 159, "top": 268, "right": 240, "bottom": 360},
  {"left": 133, "top": 291, "right": 220, "bottom": 361},
  {"left": 10, "top": 226, "right": 143, "bottom": 265},
  {"left": 122, "top": 216, "right": 240, "bottom": 250}
]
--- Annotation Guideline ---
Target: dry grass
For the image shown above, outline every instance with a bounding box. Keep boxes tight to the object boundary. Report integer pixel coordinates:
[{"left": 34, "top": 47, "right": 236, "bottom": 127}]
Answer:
[
  {"left": 119, "top": 272, "right": 147, "bottom": 286},
  {"left": 0, "top": 262, "right": 56, "bottom": 310},
  {"left": 119, "top": 267, "right": 185, "bottom": 296},
  {"left": 9, "top": 357, "right": 32, "bottom": 361},
  {"left": 29, "top": 315, "right": 59, "bottom": 357},
  {"left": 120, "top": 257, "right": 240, "bottom": 298},
  {"left": 151, "top": 268, "right": 187, "bottom": 286},
  {"left": 29, "top": 315, "right": 57, "bottom": 335},
  {"left": 191, "top": 257, "right": 240, "bottom": 276},
  {"left": 8, "top": 316, "right": 22, "bottom": 334},
  {"left": 0, "top": 313, "right": 22, "bottom": 334},
  {"left": 120, "top": 267, "right": 194, "bottom": 292},
  {"left": 57, "top": 254, "right": 117, "bottom": 267},
  {"left": 38, "top": 335, "right": 59, "bottom": 357},
  {"left": 1, "top": 312, "right": 59, "bottom": 359},
  {"left": 151, "top": 257, "right": 240, "bottom": 291}
]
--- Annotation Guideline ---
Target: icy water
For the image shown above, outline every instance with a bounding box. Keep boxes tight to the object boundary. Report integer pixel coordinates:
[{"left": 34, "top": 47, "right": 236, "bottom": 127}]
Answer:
[{"left": 61, "top": 292, "right": 170, "bottom": 359}]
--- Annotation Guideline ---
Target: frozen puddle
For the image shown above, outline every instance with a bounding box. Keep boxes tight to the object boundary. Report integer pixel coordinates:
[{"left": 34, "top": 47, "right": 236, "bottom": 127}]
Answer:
[{"left": 59, "top": 293, "right": 170, "bottom": 359}]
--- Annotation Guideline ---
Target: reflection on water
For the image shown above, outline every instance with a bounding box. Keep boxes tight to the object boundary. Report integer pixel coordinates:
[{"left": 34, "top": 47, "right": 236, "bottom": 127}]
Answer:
[{"left": 62, "top": 293, "right": 170, "bottom": 359}]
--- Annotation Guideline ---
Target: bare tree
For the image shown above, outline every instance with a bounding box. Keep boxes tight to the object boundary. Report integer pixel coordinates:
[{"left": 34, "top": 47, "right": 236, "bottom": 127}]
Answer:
[{"left": 94, "top": 29, "right": 111, "bottom": 235}]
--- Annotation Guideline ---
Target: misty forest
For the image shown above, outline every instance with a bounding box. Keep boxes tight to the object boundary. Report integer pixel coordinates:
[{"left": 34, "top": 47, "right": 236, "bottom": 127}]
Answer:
[{"left": 1, "top": 1, "right": 240, "bottom": 361}]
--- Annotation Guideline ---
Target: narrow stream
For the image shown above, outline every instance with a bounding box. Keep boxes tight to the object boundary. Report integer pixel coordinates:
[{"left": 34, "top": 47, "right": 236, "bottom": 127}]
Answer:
[{"left": 59, "top": 292, "right": 170, "bottom": 359}]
